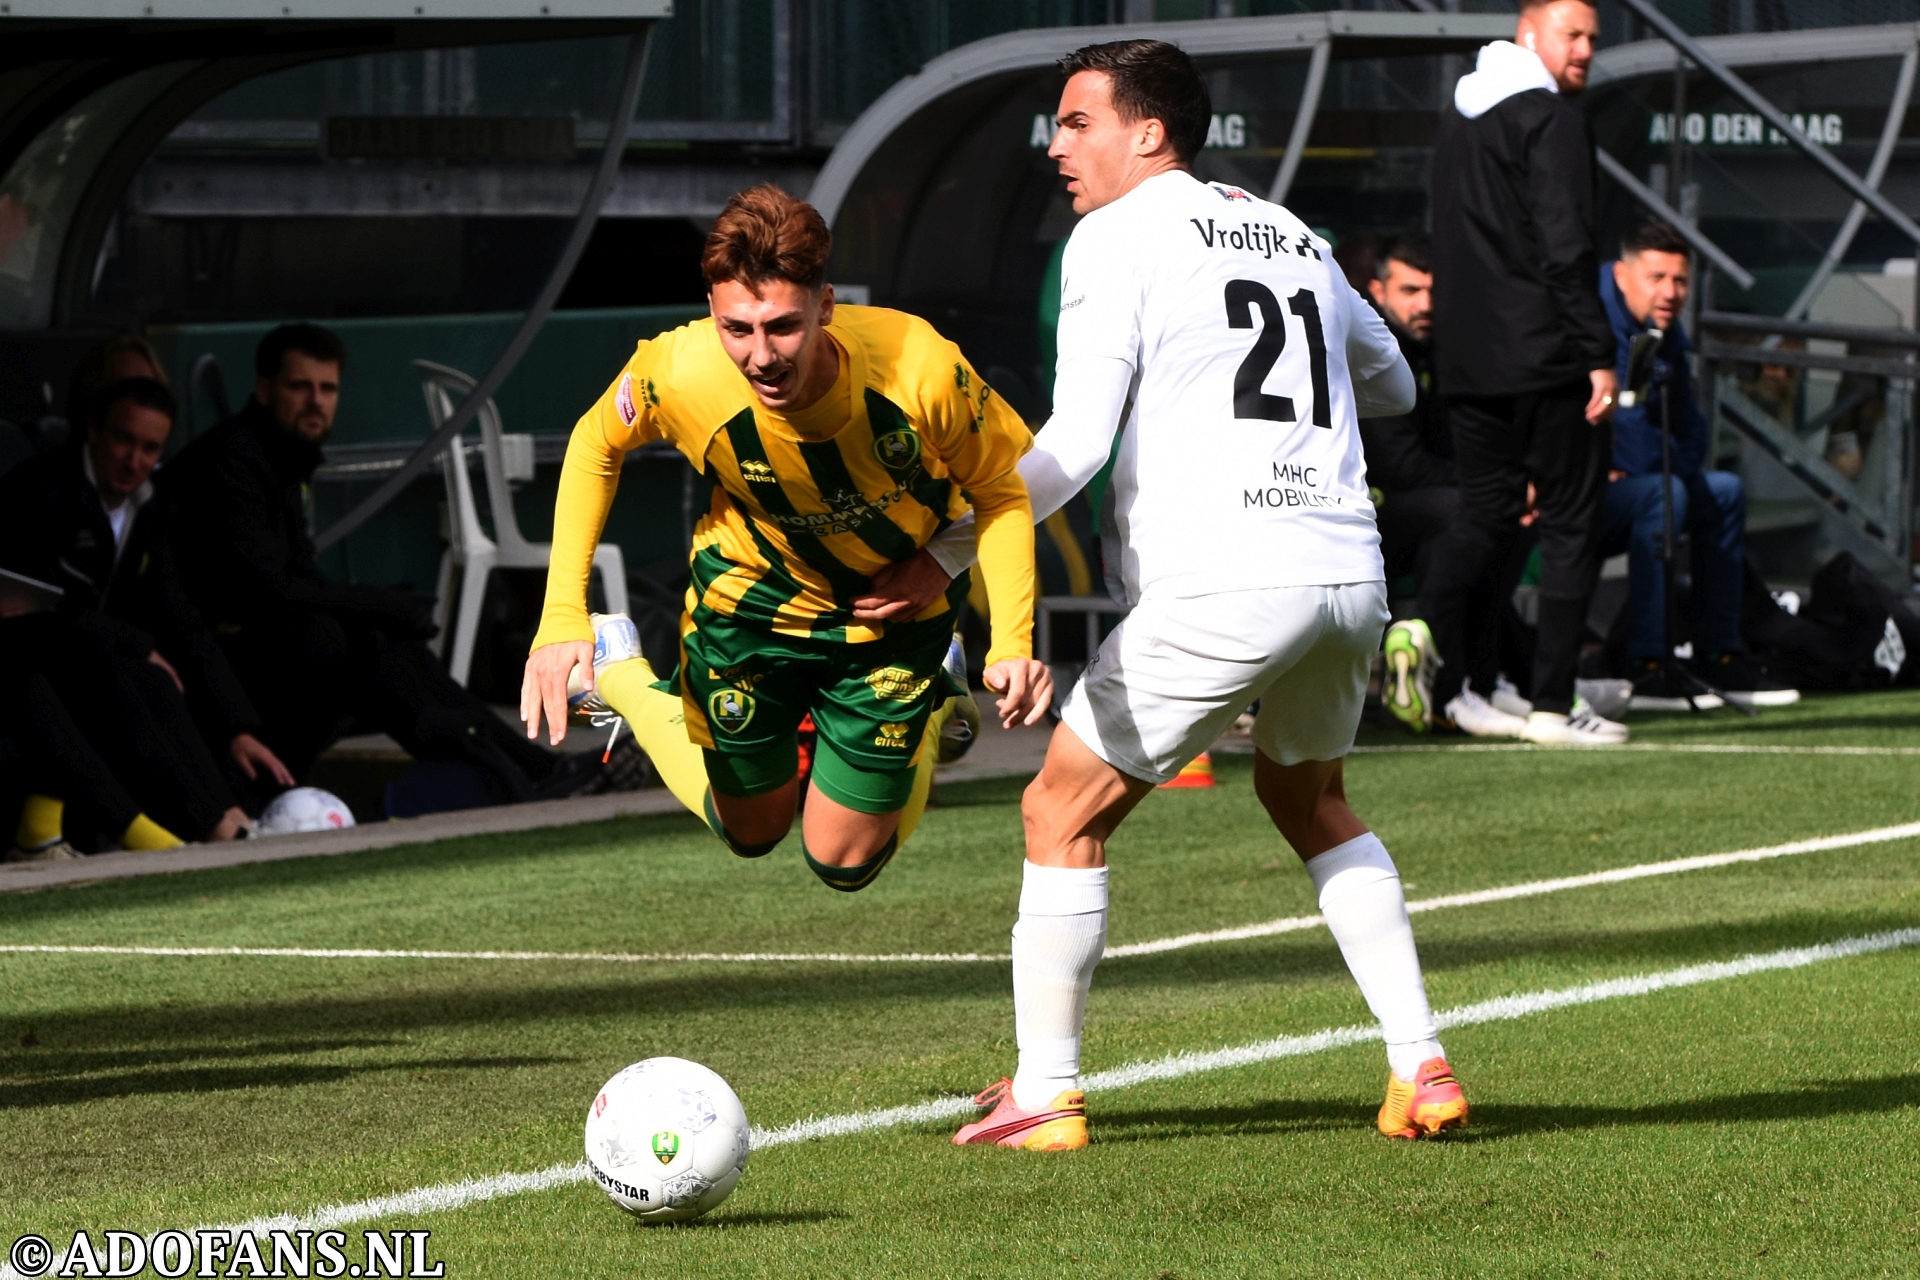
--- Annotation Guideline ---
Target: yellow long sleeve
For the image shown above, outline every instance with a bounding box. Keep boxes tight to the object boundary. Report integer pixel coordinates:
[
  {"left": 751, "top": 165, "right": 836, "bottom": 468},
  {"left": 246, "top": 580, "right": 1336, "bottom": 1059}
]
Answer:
[
  {"left": 969, "top": 480, "right": 1035, "bottom": 666},
  {"left": 923, "top": 363, "right": 1036, "bottom": 667},
  {"left": 531, "top": 351, "right": 662, "bottom": 652}
]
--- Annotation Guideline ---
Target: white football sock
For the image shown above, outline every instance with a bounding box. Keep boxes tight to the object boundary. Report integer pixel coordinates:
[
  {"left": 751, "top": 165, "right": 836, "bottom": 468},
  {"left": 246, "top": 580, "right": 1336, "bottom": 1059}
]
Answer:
[
  {"left": 1305, "top": 833, "right": 1444, "bottom": 1081},
  {"left": 1009, "top": 861, "right": 1109, "bottom": 1111}
]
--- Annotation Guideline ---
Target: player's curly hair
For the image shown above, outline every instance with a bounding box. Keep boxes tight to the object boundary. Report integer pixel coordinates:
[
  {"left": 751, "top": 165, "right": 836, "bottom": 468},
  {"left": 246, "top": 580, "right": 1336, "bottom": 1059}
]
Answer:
[
  {"left": 1058, "top": 39, "right": 1211, "bottom": 164},
  {"left": 702, "top": 185, "right": 832, "bottom": 292}
]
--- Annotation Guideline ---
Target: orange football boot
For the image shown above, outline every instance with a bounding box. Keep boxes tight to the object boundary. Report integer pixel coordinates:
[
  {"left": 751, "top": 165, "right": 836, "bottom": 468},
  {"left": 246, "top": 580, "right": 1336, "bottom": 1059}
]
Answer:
[
  {"left": 952, "top": 1078, "right": 1088, "bottom": 1150},
  {"left": 1377, "top": 1056, "right": 1469, "bottom": 1139}
]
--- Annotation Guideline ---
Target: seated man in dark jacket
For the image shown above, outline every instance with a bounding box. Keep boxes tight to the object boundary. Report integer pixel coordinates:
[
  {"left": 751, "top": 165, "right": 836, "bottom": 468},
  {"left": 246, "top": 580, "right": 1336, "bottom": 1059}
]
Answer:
[
  {"left": 0, "top": 376, "right": 269, "bottom": 850},
  {"left": 1360, "top": 233, "right": 1535, "bottom": 737},
  {"left": 1599, "top": 220, "right": 1797, "bottom": 707},
  {"left": 158, "top": 323, "right": 593, "bottom": 800},
  {"left": 1360, "top": 233, "right": 1458, "bottom": 592}
]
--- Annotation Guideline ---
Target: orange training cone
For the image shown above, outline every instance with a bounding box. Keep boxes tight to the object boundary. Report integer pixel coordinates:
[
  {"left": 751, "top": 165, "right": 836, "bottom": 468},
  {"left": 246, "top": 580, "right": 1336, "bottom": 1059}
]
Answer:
[{"left": 1159, "top": 752, "right": 1215, "bottom": 789}]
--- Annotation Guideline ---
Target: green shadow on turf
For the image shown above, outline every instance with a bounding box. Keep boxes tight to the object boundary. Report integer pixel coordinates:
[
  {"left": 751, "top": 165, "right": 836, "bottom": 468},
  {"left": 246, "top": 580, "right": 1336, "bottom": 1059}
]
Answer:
[
  {"left": 0, "top": 1055, "right": 575, "bottom": 1109},
  {"left": 1091, "top": 1073, "right": 1920, "bottom": 1144},
  {"left": 1092, "top": 1098, "right": 1362, "bottom": 1141},
  {"left": 1469, "top": 1074, "right": 1920, "bottom": 1136},
  {"left": 5, "top": 1035, "right": 407, "bottom": 1075}
]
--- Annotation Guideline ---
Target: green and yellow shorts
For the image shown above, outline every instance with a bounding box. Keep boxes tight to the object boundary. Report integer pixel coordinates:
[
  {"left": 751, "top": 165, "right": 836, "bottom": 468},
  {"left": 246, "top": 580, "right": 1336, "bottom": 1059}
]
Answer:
[{"left": 673, "top": 606, "right": 956, "bottom": 815}]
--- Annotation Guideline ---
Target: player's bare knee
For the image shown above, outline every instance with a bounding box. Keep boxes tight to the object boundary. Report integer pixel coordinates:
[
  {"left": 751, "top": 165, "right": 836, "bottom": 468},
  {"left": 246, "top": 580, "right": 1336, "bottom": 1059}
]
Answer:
[
  {"left": 710, "top": 792, "right": 794, "bottom": 847},
  {"left": 804, "top": 830, "right": 891, "bottom": 867},
  {"left": 1253, "top": 755, "right": 1332, "bottom": 839},
  {"left": 1020, "top": 776, "right": 1080, "bottom": 860}
]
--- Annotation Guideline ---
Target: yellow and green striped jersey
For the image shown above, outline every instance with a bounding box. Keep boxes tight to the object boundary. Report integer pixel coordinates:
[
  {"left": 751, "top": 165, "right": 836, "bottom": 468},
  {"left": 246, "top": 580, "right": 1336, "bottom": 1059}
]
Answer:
[{"left": 535, "top": 305, "right": 1037, "bottom": 664}]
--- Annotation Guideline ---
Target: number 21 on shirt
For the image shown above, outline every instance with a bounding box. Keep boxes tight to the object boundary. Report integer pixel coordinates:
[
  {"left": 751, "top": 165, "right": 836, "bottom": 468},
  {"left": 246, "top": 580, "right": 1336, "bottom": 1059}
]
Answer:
[{"left": 1224, "top": 280, "right": 1331, "bottom": 428}]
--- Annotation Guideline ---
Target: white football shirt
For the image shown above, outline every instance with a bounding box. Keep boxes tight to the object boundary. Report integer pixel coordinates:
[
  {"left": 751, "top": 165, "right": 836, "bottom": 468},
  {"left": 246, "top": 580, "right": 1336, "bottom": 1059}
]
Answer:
[{"left": 1059, "top": 170, "right": 1398, "bottom": 603}]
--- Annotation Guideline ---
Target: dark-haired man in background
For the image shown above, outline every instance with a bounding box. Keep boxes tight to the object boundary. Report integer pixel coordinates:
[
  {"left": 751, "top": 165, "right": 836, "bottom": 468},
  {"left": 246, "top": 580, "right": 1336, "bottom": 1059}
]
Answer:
[
  {"left": 1361, "top": 234, "right": 1458, "bottom": 598},
  {"left": 1599, "top": 220, "right": 1797, "bottom": 708},
  {"left": 0, "top": 374, "right": 274, "bottom": 847},
  {"left": 161, "top": 323, "right": 594, "bottom": 801},
  {"left": 1402, "top": 0, "right": 1624, "bottom": 746}
]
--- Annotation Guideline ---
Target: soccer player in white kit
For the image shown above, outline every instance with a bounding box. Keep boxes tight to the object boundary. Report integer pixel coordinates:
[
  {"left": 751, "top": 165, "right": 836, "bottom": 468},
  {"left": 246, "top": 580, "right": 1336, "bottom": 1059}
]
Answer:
[{"left": 854, "top": 39, "right": 1468, "bottom": 1150}]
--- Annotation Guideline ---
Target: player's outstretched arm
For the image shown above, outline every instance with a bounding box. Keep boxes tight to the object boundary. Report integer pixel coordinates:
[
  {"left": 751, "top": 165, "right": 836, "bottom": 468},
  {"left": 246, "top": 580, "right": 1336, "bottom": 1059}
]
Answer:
[{"left": 524, "top": 348, "right": 663, "bottom": 743}]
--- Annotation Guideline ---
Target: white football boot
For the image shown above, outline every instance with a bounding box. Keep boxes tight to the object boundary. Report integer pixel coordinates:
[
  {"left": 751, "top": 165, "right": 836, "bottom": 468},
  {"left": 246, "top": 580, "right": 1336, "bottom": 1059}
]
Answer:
[
  {"left": 934, "top": 632, "right": 982, "bottom": 764},
  {"left": 567, "top": 612, "right": 644, "bottom": 727}
]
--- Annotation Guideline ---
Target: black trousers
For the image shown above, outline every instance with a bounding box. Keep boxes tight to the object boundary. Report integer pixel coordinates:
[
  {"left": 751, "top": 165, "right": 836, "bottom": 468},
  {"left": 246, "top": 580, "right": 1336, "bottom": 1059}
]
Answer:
[
  {"left": 7, "top": 672, "right": 142, "bottom": 838},
  {"left": 1417, "top": 385, "right": 1610, "bottom": 715},
  {"left": 0, "top": 615, "right": 237, "bottom": 842},
  {"left": 1382, "top": 485, "right": 1536, "bottom": 698},
  {"left": 218, "top": 608, "right": 564, "bottom": 801},
  {"left": 1378, "top": 485, "right": 1461, "bottom": 594}
]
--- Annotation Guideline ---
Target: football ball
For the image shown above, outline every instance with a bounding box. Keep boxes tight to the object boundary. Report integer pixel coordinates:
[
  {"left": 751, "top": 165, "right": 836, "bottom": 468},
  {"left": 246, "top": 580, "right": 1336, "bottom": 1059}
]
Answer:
[
  {"left": 584, "top": 1057, "right": 749, "bottom": 1223},
  {"left": 256, "top": 787, "right": 356, "bottom": 834}
]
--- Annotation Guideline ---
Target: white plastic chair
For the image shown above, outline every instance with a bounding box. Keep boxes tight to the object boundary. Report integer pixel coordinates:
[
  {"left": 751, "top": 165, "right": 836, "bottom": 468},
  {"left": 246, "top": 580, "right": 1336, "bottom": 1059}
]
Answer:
[{"left": 415, "top": 359, "right": 629, "bottom": 686}]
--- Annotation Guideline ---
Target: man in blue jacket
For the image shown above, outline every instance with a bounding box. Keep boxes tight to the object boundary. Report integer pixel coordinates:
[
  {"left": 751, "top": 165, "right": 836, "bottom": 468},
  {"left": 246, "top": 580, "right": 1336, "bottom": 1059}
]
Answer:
[{"left": 1600, "top": 219, "right": 1796, "bottom": 706}]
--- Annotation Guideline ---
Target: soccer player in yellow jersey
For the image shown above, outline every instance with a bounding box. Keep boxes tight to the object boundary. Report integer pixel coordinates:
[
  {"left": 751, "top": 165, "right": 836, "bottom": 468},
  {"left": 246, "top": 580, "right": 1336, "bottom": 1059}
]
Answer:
[{"left": 522, "top": 186, "right": 1050, "bottom": 891}]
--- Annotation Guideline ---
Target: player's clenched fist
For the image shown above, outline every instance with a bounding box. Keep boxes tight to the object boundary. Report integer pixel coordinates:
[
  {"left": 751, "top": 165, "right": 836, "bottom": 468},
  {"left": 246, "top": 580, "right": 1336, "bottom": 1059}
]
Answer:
[
  {"left": 523, "top": 639, "right": 594, "bottom": 745},
  {"left": 982, "top": 658, "right": 1052, "bottom": 729}
]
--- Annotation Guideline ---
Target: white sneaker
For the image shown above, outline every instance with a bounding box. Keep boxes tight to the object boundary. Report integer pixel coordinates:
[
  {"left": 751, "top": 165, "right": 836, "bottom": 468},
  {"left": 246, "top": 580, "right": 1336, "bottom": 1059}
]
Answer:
[
  {"left": 1445, "top": 689, "right": 1529, "bottom": 738},
  {"left": 1519, "top": 705, "right": 1629, "bottom": 746},
  {"left": 1489, "top": 674, "right": 1533, "bottom": 719}
]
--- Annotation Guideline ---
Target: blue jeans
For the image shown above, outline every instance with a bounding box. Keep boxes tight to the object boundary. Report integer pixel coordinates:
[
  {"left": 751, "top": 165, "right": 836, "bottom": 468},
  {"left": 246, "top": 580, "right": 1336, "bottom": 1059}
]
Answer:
[{"left": 1600, "top": 470, "right": 1745, "bottom": 661}]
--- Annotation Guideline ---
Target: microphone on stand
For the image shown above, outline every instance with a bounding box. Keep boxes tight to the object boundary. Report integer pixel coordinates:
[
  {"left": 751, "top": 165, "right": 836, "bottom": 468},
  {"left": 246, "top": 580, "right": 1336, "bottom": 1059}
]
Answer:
[{"left": 1617, "top": 327, "right": 1663, "bottom": 410}]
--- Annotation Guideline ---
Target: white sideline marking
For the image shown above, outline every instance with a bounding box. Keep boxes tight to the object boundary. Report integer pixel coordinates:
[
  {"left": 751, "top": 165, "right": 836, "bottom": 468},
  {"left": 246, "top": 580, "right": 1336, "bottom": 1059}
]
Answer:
[
  {"left": 14, "top": 821, "right": 1913, "bottom": 968},
  {"left": 10, "top": 924, "right": 1906, "bottom": 1271},
  {"left": 0, "top": 944, "right": 1002, "bottom": 963},
  {"left": 1106, "top": 819, "right": 1920, "bottom": 956},
  {"left": 1351, "top": 742, "right": 1920, "bottom": 756}
]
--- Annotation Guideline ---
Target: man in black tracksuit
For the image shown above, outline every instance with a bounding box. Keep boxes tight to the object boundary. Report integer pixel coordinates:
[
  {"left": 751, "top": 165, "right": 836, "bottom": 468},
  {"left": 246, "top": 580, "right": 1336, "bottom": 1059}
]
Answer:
[
  {"left": 0, "top": 377, "right": 267, "bottom": 846},
  {"left": 1412, "top": 0, "right": 1621, "bottom": 744},
  {"left": 158, "top": 324, "right": 594, "bottom": 802}
]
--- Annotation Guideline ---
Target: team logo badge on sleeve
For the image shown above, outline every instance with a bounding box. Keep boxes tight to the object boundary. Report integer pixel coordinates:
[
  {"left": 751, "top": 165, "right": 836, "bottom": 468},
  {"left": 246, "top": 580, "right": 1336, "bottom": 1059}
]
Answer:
[
  {"left": 615, "top": 373, "right": 638, "bottom": 427},
  {"left": 873, "top": 428, "right": 922, "bottom": 473},
  {"left": 707, "top": 688, "right": 756, "bottom": 734}
]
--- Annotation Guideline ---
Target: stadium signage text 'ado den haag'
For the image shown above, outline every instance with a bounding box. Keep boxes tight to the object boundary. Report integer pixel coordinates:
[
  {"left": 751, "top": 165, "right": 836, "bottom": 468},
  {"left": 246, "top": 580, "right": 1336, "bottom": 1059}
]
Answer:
[{"left": 1647, "top": 111, "right": 1844, "bottom": 147}]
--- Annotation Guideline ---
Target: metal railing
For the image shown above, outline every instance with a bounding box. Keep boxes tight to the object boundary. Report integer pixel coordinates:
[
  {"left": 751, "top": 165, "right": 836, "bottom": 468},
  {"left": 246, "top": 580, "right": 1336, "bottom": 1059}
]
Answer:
[{"left": 1701, "top": 310, "right": 1917, "bottom": 571}]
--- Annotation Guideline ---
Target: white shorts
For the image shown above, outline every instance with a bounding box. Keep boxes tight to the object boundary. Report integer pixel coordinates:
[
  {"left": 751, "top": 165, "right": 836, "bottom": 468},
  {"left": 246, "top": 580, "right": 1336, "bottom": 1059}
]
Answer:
[{"left": 1058, "top": 581, "right": 1388, "bottom": 785}]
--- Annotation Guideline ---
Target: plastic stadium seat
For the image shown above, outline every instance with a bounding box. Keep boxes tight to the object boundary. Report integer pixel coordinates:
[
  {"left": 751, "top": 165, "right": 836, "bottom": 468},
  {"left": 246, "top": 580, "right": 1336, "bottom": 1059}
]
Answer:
[{"left": 414, "top": 359, "right": 628, "bottom": 687}]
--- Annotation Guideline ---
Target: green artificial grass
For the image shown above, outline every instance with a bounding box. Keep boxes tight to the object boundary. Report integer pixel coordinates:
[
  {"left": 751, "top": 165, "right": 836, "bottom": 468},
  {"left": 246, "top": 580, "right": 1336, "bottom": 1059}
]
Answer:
[{"left": 3, "top": 691, "right": 1918, "bottom": 1277}]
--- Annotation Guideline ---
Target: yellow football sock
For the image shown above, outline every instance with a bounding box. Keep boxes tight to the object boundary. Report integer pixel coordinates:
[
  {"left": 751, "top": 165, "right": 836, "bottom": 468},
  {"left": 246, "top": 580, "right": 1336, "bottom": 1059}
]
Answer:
[
  {"left": 16, "top": 794, "right": 63, "bottom": 849},
  {"left": 597, "top": 657, "right": 710, "bottom": 817},
  {"left": 120, "top": 813, "right": 184, "bottom": 851},
  {"left": 892, "top": 702, "right": 946, "bottom": 850}
]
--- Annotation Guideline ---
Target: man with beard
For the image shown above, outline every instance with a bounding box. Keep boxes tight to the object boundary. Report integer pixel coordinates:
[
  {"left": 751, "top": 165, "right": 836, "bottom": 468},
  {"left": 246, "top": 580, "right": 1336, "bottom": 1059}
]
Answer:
[{"left": 159, "top": 323, "right": 594, "bottom": 803}]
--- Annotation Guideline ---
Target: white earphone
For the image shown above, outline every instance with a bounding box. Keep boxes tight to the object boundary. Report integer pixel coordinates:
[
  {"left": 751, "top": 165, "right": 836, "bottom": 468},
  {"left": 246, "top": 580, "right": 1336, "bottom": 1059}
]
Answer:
[{"left": 1523, "top": 31, "right": 1537, "bottom": 49}]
